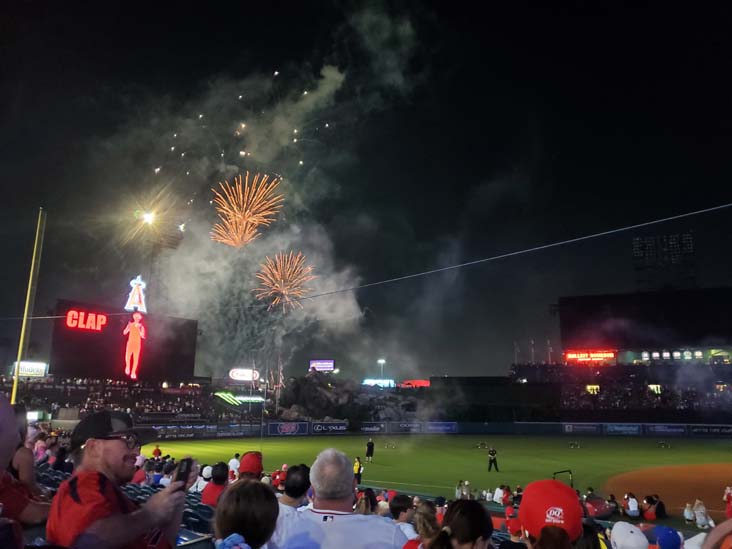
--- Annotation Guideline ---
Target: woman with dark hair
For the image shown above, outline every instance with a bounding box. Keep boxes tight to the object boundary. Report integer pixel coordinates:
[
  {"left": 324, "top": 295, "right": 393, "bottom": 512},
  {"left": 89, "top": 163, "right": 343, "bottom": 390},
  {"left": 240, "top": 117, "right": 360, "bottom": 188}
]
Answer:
[
  {"left": 355, "top": 488, "right": 379, "bottom": 515},
  {"left": 215, "top": 479, "right": 279, "bottom": 549},
  {"left": 430, "top": 499, "right": 493, "bottom": 549}
]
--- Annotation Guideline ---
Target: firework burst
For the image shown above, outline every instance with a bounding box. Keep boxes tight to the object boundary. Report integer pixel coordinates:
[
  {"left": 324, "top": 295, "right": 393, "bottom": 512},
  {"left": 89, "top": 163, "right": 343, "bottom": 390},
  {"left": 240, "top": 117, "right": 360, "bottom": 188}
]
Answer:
[
  {"left": 210, "top": 172, "right": 284, "bottom": 247},
  {"left": 254, "top": 251, "right": 316, "bottom": 311}
]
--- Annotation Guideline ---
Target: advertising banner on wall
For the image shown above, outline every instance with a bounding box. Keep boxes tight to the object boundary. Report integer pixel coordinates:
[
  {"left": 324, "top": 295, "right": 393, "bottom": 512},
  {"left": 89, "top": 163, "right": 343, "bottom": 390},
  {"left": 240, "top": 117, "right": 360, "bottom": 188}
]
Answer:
[
  {"left": 425, "top": 422, "right": 458, "bottom": 434},
  {"left": 604, "top": 423, "right": 642, "bottom": 436},
  {"left": 216, "top": 424, "right": 245, "bottom": 437},
  {"left": 268, "top": 422, "right": 309, "bottom": 436},
  {"left": 359, "top": 422, "right": 387, "bottom": 433},
  {"left": 562, "top": 423, "right": 602, "bottom": 434},
  {"left": 644, "top": 424, "right": 687, "bottom": 436},
  {"left": 390, "top": 421, "right": 422, "bottom": 433},
  {"left": 689, "top": 424, "right": 732, "bottom": 436},
  {"left": 311, "top": 422, "right": 348, "bottom": 434}
]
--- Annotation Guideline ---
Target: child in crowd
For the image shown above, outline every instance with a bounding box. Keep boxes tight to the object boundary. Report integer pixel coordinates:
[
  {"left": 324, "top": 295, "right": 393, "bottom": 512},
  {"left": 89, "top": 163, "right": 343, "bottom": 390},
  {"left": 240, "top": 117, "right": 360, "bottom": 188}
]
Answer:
[{"left": 214, "top": 480, "right": 279, "bottom": 549}]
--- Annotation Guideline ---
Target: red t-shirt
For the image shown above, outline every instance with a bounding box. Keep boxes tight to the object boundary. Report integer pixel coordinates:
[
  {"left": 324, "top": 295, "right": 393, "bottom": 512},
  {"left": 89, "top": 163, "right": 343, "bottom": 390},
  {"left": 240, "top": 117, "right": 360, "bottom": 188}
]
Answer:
[
  {"left": 0, "top": 472, "right": 32, "bottom": 522},
  {"left": 131, "top": 468, "right": 147, "bottom": 485},
  {"left": 46, "top": 470, "right": 169, "bottom": 549},
  {"left": 272, "top": 470, "right": 282, "bottom": 488},
  {"left": 201, "top": 482, "right": 226, "bottom": 507},
  {"left": 403, "top": 539, "right": 421, "bottom": 549},
  {"left": 152, "top": 448, "right": 162, "bottom": 458}
]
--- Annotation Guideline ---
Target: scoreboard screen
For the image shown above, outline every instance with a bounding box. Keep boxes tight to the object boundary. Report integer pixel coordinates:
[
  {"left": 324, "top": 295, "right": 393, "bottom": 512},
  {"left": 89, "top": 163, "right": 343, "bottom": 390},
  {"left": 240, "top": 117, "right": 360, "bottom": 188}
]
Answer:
[{"left": 50, "top": 299, "right": 197, "bottom": 381}]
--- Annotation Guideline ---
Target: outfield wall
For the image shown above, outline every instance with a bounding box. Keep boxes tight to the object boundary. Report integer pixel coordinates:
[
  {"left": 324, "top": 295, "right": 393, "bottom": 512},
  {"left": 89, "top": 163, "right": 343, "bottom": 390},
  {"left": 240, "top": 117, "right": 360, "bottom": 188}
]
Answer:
[{"left": 142, "top": 420, "right": 732, "bottom": 440}]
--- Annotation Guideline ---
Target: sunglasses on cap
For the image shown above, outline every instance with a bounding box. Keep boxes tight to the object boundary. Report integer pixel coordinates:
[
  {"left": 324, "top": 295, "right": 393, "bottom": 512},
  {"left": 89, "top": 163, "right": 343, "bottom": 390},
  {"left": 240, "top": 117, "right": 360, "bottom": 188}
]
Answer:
[{"left": 83, "top": 433, "right": 140, "bottom": 450}]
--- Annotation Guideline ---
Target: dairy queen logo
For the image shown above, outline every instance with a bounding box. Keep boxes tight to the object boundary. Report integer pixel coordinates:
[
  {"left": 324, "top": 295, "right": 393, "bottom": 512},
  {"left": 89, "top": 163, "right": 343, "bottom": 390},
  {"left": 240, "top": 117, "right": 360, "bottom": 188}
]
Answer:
[
  {"left": 278, "top": 423, "right": 298, "bottom": 434},
  {"left": 545, "top": 507, "right": 564, "bottom": 524}
]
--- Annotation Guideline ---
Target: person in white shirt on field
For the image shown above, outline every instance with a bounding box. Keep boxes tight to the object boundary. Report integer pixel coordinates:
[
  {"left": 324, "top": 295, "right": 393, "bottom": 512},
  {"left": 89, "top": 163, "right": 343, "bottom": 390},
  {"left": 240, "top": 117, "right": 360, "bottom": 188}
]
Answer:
[
  {"left": 228, "top": 452, "right": 240, "bottom": 475},
  {"left": 389, "top": 494, "right": 418, "bottom": 540},
  {"left": 268, "top": 464, "right": 311, "bottom": 549},
  {"left": 278, "top": 448, "right": 407, "bottom": 549}
]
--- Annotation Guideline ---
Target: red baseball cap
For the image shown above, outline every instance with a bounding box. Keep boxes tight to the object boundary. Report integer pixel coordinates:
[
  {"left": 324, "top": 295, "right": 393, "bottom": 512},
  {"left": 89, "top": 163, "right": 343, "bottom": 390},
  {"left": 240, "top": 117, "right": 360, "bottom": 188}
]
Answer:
[
  {"left": 238, "top": 451, "right": 263, "bottom": 476},
  {"left": 506, "top": 517, "right": 522, "bottom": 535},
  {"left": 518, "top": 480, "right": 583, "bottom": 541}
]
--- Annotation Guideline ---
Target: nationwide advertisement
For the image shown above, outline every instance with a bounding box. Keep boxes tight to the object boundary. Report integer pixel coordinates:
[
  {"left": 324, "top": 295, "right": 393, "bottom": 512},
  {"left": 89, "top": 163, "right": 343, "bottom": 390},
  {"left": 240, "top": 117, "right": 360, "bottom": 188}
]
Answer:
[
  {"left": 390, "top": 421, "right": 422, "bottom": 433},
  {"left": 359, "top": 422, "right": 387, "bottom": 433},
  {"left": 425, "top": 422, "right": 458, "bottom": 434},
  {"left": 268, "top": 422, "right": 309, "bottom": 436},
  {"left": 604, "top": 423, "right": 642, "bottom": 436},
  {"left": 311, "top": 422, "right": 349, "bottom": 434}
]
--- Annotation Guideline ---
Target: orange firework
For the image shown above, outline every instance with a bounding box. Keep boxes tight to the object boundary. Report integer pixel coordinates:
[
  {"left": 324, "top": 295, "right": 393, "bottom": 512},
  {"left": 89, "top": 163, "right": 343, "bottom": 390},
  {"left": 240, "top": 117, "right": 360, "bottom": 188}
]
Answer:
[
  {"left": 211, "top": 172, "right": 284, "bottom": 247},
  {"left": 254, "top": 251, "right": 316, "bottom": 311}
]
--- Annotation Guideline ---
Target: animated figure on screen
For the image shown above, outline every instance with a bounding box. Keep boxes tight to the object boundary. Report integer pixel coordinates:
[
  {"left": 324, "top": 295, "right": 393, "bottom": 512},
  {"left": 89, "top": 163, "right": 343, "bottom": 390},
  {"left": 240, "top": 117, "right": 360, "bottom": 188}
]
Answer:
[
  {"left": 124, "top": 275, "right": 147, "bottom": 314},
  {"left": 123, "top": 311, "right": 146, "bottom": 379}
]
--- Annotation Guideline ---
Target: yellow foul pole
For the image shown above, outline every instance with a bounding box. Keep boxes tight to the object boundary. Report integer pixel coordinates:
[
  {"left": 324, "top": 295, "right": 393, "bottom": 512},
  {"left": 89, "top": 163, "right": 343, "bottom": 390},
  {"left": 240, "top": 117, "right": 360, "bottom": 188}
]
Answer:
[{"left": 11, "top": 208, "right": 47, "bottom": 405}]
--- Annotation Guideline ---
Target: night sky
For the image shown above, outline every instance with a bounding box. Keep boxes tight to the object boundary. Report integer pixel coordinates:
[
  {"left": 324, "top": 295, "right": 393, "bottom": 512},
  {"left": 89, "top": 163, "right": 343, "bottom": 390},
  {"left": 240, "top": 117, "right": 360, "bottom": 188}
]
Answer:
[{"left": 2, "top": 3, "right": 732, "bottom": 380}]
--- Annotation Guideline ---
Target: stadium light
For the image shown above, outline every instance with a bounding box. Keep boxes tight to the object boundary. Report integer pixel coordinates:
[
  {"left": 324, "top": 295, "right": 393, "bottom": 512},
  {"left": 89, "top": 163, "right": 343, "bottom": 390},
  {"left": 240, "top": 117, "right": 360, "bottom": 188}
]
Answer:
[
  {"left": 377, "top": 358, "right": 386, "bottom": 378},
  {"left": 142, "top": 212, "right": 155, "bottom": 225}
]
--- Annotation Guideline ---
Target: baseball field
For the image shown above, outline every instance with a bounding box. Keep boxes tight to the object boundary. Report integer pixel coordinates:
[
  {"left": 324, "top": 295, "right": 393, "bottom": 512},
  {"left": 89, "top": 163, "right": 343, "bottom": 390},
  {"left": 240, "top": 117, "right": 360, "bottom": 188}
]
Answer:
[{"left": 144, "top": 434, "right": 732, "bottom": 520}]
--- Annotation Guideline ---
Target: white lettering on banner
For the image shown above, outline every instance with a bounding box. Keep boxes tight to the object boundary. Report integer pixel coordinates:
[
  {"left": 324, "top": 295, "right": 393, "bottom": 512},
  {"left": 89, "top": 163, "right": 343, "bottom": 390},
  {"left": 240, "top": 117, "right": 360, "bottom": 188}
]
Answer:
[{"left": 312, "top": 423, "right": 347, "bottom": 433}]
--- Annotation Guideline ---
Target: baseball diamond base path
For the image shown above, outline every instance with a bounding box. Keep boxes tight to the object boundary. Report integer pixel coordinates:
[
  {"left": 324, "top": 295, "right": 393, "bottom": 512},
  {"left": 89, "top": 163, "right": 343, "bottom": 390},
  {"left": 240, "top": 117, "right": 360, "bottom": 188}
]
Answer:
[{"left": 605, "top": 463, "right": 732, "bottom": 520}]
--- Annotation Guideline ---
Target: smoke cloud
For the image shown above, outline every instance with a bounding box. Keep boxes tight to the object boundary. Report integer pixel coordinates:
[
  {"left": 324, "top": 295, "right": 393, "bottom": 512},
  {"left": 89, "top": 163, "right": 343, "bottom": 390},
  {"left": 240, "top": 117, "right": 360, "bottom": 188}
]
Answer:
[{"left": 75, "top": 3, "right": 423, "bottom": 379}]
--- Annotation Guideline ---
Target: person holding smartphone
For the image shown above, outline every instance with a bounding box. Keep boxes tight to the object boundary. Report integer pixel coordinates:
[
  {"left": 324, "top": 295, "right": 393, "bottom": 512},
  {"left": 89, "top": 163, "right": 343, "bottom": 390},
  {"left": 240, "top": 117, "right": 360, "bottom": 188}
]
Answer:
[{"left": 46, "top": 411, "right": 198, "bottom": 549}]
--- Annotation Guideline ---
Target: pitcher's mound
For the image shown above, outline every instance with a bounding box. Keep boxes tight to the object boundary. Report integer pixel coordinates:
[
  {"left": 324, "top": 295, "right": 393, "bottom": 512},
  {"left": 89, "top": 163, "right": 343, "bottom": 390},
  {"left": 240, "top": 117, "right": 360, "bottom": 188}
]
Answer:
[{"left": 605, "top": 463, "right": 732, "bottom": 520}]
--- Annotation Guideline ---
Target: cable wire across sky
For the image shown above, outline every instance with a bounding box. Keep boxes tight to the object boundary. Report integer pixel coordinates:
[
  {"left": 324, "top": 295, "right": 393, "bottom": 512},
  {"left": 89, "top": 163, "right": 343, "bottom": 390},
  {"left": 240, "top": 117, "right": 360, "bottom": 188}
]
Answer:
[
  {"left": 1, "top": 200, "right": 731, "bottom": 321},
  {"left": 302, "top": 200, "right": 732, "bottom": 301}
]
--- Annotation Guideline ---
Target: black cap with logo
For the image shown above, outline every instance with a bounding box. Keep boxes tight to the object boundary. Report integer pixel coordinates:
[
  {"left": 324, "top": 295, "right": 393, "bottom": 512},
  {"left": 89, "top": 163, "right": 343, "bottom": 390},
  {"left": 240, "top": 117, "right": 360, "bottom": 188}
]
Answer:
[{"left": 71, "top": 411, "right": 158, "bottom": 451}]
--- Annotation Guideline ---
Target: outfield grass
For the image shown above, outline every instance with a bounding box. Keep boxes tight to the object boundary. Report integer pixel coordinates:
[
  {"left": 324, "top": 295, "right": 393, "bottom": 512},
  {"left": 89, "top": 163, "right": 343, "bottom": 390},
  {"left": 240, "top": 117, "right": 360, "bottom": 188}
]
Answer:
[{"left": 144, "top": 434, "right": 732, "bottom": 499}]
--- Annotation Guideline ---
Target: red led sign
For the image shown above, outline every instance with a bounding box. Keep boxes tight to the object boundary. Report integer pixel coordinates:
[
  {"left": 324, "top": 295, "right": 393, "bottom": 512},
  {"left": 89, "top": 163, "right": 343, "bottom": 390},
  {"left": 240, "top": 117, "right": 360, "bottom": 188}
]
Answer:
[
  {"left": 65, "top": 310, "right": 108, "bottom": 332},
  {"left": 564, "top": 350, "right": 616, "bottom": 363}
]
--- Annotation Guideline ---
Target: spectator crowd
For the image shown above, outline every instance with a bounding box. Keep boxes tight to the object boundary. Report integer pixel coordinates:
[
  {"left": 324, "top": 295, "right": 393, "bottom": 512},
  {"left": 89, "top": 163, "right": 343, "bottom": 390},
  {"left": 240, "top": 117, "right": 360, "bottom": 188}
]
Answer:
[{"left": 1, "top": 391, "right": 729, "bottom": 549}]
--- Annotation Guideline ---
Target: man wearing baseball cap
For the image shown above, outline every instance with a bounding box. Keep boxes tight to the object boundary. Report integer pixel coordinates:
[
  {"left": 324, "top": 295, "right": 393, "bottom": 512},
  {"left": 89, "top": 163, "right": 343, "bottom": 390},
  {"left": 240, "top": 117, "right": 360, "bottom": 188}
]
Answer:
[
  {"left": 654, "top": 526, "right": 683, "bottom": 549},
  {"left": 610, "top": 522, "right": 651, "bottom": 549},
  {"left": 518, "top": 479, "right": 584, "bottom": 545},
  {"left": 46, "top": 410, "right": 196, "bottom": 549},
  {"left": 238, "top": 450, "right": 264, "bottom": 480}
]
